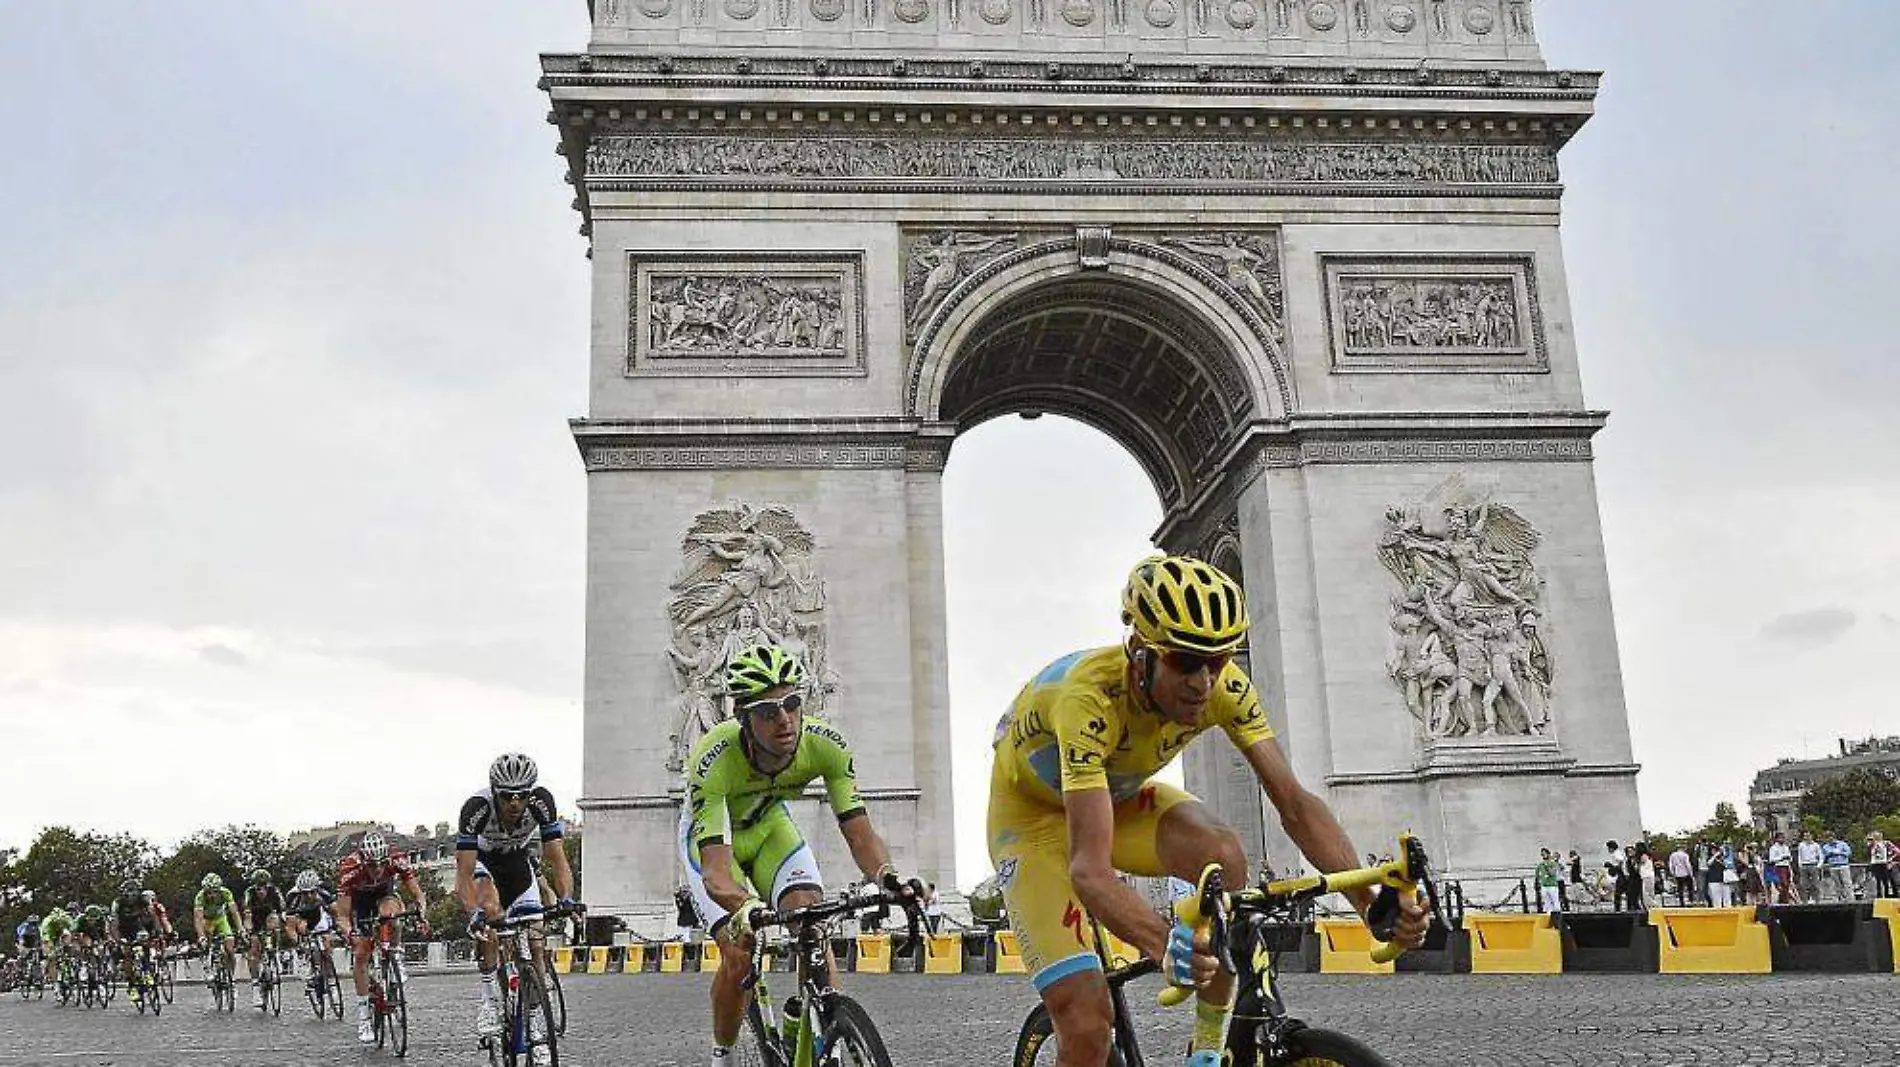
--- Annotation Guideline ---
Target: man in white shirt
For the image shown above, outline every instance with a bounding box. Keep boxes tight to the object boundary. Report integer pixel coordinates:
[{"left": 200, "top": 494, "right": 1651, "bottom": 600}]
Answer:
[
  {"left": 1666, "top": 847, "right": 1695, "bottom": 906},
  {"left": 1868, "top": 832, "right": 1897, "bottom": 899},
  {"left": 1794, "top": 831, "right": 1824, "bottom": 902},
  {"left": 1766, "top": 833, "right": 1798, "bottom": 904}
]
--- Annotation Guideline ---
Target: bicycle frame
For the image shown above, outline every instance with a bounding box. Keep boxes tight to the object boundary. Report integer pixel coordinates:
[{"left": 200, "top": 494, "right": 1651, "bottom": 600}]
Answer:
[{"left": 747, "top": 886, "right": 921, "bottom": 1067}]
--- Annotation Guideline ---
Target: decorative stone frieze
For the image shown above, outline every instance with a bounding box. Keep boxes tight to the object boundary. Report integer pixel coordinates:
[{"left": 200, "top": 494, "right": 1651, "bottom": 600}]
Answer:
[
  {"left": 626, "top": 252, "right": 865, "bottom": 377},
  {"left": 1323, "top": 254, "right": 1545, "bottom": 372},
  {"left": 585, "top": 135, "right": 1560, "bottom": 192}
]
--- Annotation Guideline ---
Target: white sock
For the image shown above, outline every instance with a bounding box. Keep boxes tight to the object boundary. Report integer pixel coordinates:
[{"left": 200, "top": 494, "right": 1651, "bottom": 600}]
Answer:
[{"left": 480, "top": 971, "right": 498, "bottom": 1005}]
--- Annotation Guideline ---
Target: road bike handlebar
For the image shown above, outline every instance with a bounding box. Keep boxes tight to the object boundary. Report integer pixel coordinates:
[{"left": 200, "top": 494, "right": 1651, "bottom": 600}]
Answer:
[
  {"left": 1158, "top": 833, "right": 1442, "bottom": 1006},
  {"left": 483, "top": 901, "right": 583, "bottom": 934},
  {"left": 748, "top": 875, "right": 926, "bottom": 946}
]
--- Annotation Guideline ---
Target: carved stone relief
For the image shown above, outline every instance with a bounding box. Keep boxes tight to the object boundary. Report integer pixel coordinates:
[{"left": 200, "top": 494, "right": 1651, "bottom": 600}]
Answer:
[
  {"left": 628, "top": 253, "right": 865, "bottom": 377},
  {"left": 1323, "top": 255, "right": 1544, "bottom": 372},
  {"left": 902, "top": 231, "right": 1021, "bottom": 340},
  {"left": 1379, "top": 477, "right": 1552, "bottom": 742},
  {"left": 666, "top": 502, "right": 836, "bottom": 772},
  {"left": 1164, "top": 231, "right": 1284, "bottom": 341},
  {"left": 585, "top": 135, "right": 1561, "bottom": 189}
]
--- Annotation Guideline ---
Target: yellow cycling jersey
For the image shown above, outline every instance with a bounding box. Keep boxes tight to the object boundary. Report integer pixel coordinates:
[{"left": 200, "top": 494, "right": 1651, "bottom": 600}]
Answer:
[{"left": 990, "top": 645, "right": 1274, "bottom": 809}]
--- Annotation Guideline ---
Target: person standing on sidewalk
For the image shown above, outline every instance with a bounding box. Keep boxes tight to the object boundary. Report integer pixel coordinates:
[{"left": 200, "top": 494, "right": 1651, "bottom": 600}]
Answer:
[
  {"left": 1535, "top": 849, "right": 1563, "bottom": 912},
  {"left": 1766, "top": 833, "right": 1799, "bottom": 904},
  {"left": 1868, "top": 832, "right": 1898, "bottom": 899},
  {"left": 1795, "top": 831, "right": 1824, "bottom": 902},
  {"left": 1819, "top": 832, "right": 1854, "bottom": 902},
  {"left": 1666, "top": 845, "right": 1695, "bottom": 906}
]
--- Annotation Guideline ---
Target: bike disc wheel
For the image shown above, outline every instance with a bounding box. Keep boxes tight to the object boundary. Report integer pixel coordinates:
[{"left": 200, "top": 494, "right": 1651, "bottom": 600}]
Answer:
[
  {"left": 818, "top": 995, "right": 895, "bottom": 1067},
  {"left": 518, "top": 963, "right": 559, "bottom": 1067},
  {"left": 1270, "top": 1027, "right": 1394, "bottom": 1067}
]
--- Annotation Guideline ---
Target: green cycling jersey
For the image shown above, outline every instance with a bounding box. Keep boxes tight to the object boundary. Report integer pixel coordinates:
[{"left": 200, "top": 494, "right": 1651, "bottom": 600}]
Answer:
[
  {"left": 194, "top": 886, "right": 236, "bottom": 915},
  {"left": 684, "top": 716, "right": 865, "bottom": 852},
  {"left": 40, "top": 910, "right": 73, "bottom": 941}
]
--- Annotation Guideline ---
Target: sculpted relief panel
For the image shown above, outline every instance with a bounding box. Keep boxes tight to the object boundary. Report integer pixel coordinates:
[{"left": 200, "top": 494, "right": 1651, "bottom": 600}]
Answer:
[
  {"left": 1379, "top": 477, "right": 1552, "bottom": 741},
  {"left": 1324, "top": 255, "right": 1544, "bottom": 372},
  {"left": 628, "top": 253, "right": 865, "bottom": 377},
  {"left": 665, "top": 503, "right": 837, "bottom": 771}
]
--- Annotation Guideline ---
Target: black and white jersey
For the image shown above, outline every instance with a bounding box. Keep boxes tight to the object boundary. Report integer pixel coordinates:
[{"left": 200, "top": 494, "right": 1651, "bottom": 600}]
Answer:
[{"left": 457, "top": 786, "right": 564, "bottom": 856}]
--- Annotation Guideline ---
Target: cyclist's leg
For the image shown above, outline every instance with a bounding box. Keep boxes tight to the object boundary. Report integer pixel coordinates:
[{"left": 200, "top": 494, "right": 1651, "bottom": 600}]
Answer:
[
  {"left": 988, "top": 788, "right": 1114, "bottom": 1067},
  {"left": 470, "top": 861, "right": 506, "bottom": 1033},
  {"left": 755, "top": 811, "right": 829, "bottom": 971},
  {"left": 681, "top": 809, "right": 766, "bottom": 1052},
  {"left": 1115, "top": 783, "right": 1246, "bottom": 1062},
  {"left": 348, "top": 897, "right": 378, "bottom": 997}
]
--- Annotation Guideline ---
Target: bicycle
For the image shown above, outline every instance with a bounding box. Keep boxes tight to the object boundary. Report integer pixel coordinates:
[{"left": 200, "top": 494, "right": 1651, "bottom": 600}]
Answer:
[
  {"left": 303, "top": 924, "right": 346, "bottom": 1020},
  {"left": 1013, "top": 835, "right": 1446, "bottom": 1067},
  {"left": 85, "top": 941, "right": 116, "bottom": 1009},
  {"left": 250, "top": 924, "right": 284, "bottom": 1016},
  {"left": 478, "top": 902, "right": 579, "bottom": 1067},
  {"left": 204, "top": 933, "right": 238, "bottom": 1013},
  {"left": 54, "top": 947, "right": 79, "bottom": 1006},
  {"left": 126, "top": 934, "right": 163, "bottom": 1016},
  {"left": 357, "top": 909, "right": 421, "bottom": 1057},
  {"left": 158, "top": 937, "right": 178, "bottom": 1004},
  {"left": 17, "top": 946, "right": 45, "bottom": 1001},
  {"left": 735, "top": 878, "right": 922, "bottom": 1067}
]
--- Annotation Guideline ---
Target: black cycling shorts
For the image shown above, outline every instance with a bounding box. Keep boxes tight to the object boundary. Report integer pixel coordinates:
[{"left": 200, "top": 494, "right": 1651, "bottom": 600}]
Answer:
[{"left": 476, "top": 849, "right": 538, "bottom": 912}]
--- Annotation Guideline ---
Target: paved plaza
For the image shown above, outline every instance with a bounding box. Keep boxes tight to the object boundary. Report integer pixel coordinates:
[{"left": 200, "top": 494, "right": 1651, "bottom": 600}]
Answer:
[{"left": 0, "top": 970, "right": 1892, "bottom": 1066}]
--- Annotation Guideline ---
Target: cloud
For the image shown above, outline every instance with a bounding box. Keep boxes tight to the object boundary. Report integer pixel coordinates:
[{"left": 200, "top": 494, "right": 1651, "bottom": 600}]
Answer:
[
  {"left": 1758, "top": 607, "right": 1857, "bottom": 648},
  {"left": 197, "top": 643, "right": 250, "bottom": 668}
]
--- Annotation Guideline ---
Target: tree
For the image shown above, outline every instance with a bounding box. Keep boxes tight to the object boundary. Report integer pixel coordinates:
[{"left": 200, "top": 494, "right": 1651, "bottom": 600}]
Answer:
[
  {"left": 179, "top": 824, "right": 292, "bottom": 887},
  {"left": 562, "top": 833, "right": 582, "bottom": 899},
  {"left": 419, "top": 868, "right": 468, "bottom": 940},
  {"left": 147, "top": 842, "right": 232, "bottom": 934},
  {"left": 1800, "top": 769, "right": 1900, "bottom": 831},
  {"left": 13, "top": 827, "right": 158, "bottom": 909}
]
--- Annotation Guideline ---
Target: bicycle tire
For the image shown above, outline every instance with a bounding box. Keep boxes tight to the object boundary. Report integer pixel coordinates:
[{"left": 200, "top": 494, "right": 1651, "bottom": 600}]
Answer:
[
  {"left": 547, "top": 960, "right": 567, "bottom": 1036},
  {"left": 267, "top": 966, "right": 282, "bottom": 1017},
  {"left": 1011, "top": 1002, "right": 1135, "bottom": 1067},
  {"left": 517, "top": 961, "right": 559, "bottom": 1067},
  {"left": 385, "top": 955, "right": 409, "bottom": 1058},
  {"left": 161, "top": 956, "right": 175, "bottom": 1004},
  {"left": 307, "top": 953, "right": 328, "bottom": 1019},
  {"left": 328, "top": 957, "right": 344, "bottom": 1020},
  {"left": 738, "top": 996, "right": 789, "bottom": 1067},
  {"left": 818, "top": 994, "right": 895, "bottom": 1067},
  {"left": 1266, "top": 1027, "right": 1394, "bottom": 1067},
  {"left": 496, "top": 963, "right": 519, "bottom": 1067}
]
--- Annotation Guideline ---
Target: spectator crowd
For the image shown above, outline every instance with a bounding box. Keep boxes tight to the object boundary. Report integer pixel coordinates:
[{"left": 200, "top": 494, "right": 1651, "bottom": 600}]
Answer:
[{"left": 1532, "top": 829, "right": 1899, "bottom": 911}]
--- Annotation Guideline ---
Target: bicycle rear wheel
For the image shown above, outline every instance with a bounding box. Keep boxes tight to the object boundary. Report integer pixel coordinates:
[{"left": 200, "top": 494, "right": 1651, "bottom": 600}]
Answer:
[
  {"left": 1265, "top": 1027, "right": 1393, "bottom": 1067},
  {"left": 266, "top": 966, "right": 282, "bottom": 1017},
  {"left": 818, "top": 995, "right": 894, "bottom": 1067}
]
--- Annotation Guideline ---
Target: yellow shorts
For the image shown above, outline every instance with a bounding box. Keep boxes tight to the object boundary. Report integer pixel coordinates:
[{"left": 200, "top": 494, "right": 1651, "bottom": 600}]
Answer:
[{"left": 986, "top": 775, "right": 1197, "bottom": 991}]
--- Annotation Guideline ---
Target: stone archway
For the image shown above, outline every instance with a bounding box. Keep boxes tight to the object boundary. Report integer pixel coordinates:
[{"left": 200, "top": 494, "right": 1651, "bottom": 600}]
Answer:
[{"left": 547, "top": 0, "right": 1644, "bottom": 926}]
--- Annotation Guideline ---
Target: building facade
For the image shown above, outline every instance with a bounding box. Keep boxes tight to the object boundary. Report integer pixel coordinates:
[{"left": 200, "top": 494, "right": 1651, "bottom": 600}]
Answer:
[{"left": 1749, "top": 737, "right": 1900, "bottom": 833}]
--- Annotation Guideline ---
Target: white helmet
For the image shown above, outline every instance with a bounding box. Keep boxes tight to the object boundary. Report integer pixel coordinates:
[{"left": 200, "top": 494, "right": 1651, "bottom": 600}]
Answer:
[
  {"left": 360, "top": 831, "right": 389, "bottom": 861},
  {"left": 294, "top": 870, "right": 319, "bottom": 892},
  {"left": 489, "top": 752, "right": 539, "bottom": 792}
]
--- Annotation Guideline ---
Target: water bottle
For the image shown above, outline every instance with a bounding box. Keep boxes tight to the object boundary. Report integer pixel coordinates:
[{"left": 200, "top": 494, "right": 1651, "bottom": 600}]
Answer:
[{"left": 779, "top": 995, "right": 803, "bottom": 1047}]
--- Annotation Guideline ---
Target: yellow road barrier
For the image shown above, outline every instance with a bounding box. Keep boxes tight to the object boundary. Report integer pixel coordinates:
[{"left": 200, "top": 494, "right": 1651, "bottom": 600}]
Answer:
[
  {"left": 923, "top": 933, "right": 962, "bottom": 974},
  {"left": 699, "top": 941, "right": 723, "bottom": 971},
  {"left": 660, "top": 941, "right": 686, "bottom": 973},
  {"left": 1873, "top": 899, "right": 1900, "bottom": 973},
  {"left": 993, "top": 930, "right": 1027, "bottom": 974},
  {"left": 1467, "top": 913, "right": 1562, "bottom": 975},
  {"left": 586, "top": 947, "right": 610, "bottom": 974},
  {"left": 552, "top": 946, "right": 574, "bottom": 974},
  {"left": 855, "top": 934, "right": 893, "bottom": 974},
  {"left": 1649, "top": 907, "right": 1770, "bottom": 974},
  {"left": 623, "top": 944, "right": 647, "bottom": 973},
  {"left": 1316, "top": 918, "right": 1394, "bottom": 975}
]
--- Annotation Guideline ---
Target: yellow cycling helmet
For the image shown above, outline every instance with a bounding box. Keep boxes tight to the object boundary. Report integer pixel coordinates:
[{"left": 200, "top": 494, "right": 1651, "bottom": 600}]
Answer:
[{"left": 1121, "top": 554, "right": 1249, "bottom": 655}]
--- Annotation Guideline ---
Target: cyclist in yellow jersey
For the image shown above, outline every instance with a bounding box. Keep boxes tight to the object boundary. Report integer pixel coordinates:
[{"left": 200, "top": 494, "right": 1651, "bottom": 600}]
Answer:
[{"left": 988, "top": 555, "right": 1429, "bottom": 1067}]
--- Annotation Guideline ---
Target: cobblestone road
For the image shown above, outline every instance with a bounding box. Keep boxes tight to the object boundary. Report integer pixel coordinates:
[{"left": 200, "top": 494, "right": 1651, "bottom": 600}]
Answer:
[{"left": 1, "top": 970, "right": 1894, "bottom": 1066}]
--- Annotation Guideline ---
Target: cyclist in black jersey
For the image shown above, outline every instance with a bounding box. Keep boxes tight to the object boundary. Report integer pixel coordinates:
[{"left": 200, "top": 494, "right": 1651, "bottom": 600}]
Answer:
[
  {"left": 243, "top": 869, "right": 287, "bottom": 1009},
  {"left": 456, "top": 752, "right": 577, "bottom": 1042}
]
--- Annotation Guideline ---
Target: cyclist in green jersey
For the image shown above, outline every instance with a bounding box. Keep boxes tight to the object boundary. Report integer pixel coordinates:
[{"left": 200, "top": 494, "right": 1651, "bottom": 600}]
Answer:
[
  {"left": 194, "top": 873, "right": 244, "bottom": 981},
  {"left": 72, "top": 903, "right": 108, "bottom": 954},
  {"left": 680, "top": 644, "right": 923, "bottom": 1067},
  {"left": 38, "top": 907, "right": 74, "bottom": 984}
]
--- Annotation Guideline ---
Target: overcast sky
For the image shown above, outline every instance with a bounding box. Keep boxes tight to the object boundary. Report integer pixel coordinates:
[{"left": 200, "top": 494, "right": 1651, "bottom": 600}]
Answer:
[{"left": 2, "top": 3, "right": 1895, "bottom": 888}]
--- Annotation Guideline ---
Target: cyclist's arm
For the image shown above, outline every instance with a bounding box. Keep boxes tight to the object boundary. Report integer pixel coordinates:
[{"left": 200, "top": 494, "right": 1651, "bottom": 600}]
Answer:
[
  {"left": 810, "top": 720, "right": 885, "bottom": 882},
  {"left": 454, "top": 850, "right": 481, "bottom": 914},
  {"left": 540, "top": 837, "right": 576, "bottom": 902},
  {"left": 1065, "top": 785, "right": 1173, "bottom": 961},
  {"left": 837, "top": 812, "right": 895, "bottom": 884},
  {"left": 1240, "top": 737, "right": 1373, "bottom": 913},
  {"left": 400, "top": 870, "right": 426, "bottom": 912}
]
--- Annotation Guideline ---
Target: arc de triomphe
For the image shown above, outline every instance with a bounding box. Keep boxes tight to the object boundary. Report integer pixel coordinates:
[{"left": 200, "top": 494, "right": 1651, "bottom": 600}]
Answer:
[{"left": 545, "top": 0, "right": 1640, "bottom": 922}]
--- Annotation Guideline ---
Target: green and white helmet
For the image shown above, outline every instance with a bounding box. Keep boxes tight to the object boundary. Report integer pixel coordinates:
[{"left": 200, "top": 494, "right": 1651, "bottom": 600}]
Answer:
[{"left": 725, "top": 643, "right": 807, "bottom": 699}]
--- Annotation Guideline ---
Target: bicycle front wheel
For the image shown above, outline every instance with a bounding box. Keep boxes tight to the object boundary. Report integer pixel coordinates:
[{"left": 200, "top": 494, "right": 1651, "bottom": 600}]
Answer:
[
  {"left": 383, "top": 957, "right": 409, "bottom": 1058},
  {"left": 517, "top": 963, "right": 558, "bottom": 1067},
  {"left": 1268, "top": 1027, "right": 1393, "bottom": 1067},
  {"left": 547, "top": 962, "right": 567, "bottom": 1036},
  {"left": 738, "top": 997, "right": 788, "bottom": 1067},
  {"left": 819, "top": 995, "right": 894, "bottom": 1067}
]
